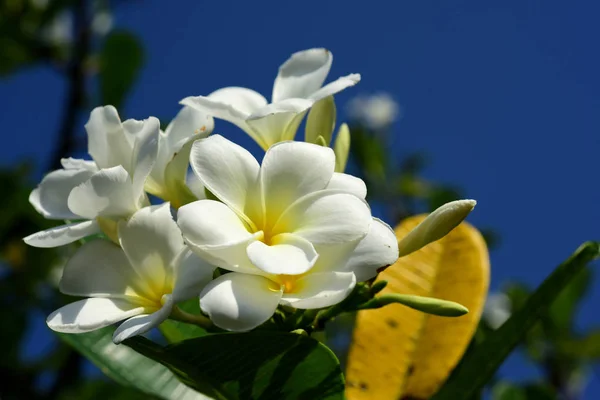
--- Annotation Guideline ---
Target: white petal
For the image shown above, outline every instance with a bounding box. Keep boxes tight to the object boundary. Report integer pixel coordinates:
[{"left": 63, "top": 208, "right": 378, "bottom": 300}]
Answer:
[
  {"left": 147, "top": 107, "right": 212, "bottom": 198},
  {"left": 308, "top": 74, "right": 361, "bottom": 102},
  {"left": 181, "top": 89, "right": 265, "bottom": 146},
  {"left": 177, "top": 200, "right": 259, "bottom": 274},
  {"left": 118, "top": 204, "right": 184, "bottom": 297},
  {"left": 281, "top": 271, "right": 356, "bottom": 309},
  {"left": 24, "top": 220, "right": 100, "bottom": 248},
  {"left": 200, "top": 273, "right": 282, "bottom": 331},
  {"left": 246, "top": 233, "right": 318, "bottom": 275},
  {"left": 178, "top": 200, "right": 252, "bottom": 246},
  {"left": 59, "top": 239, "right": 151, "bottom": 299},
  {"left": 326, "top": 173, "right": 367, "bottom": 199},
  {"left": 246, "top": 99, "right": 312, "bottom": 147},
  {"left": 345, "top": 218, "right": 399, "bottom": 282},
  {"left": 127, "top": 117, "right": 160, "bottom": 197},
  {"left": 274, "top": 191, "right": 371, "bottom": 245},
  {"left": 47, "top": 298, "right": 145, "bottom": 333},
  {"left": 145, "top": 134, "right": 171, "bottom": 195},
  {"left": 112, "top": 297, "right": 174, "bottom": 343},
  {"left": 68, "top": 166, "right": 139, "bottom": 219},
  {"left": 85, "top": 106, "right": 134, "bottom": 170},
  {"left": 208, "top": 87, "right": 268, "bottom": 114},
  {"left": 171, "top": 248, "right": 216, "bottom": 302},
  {"left": 189, "top": 135, "right": 260, "bottom": 220},
  {"left": 165, "top": 106, "right": 214, "bottom": 150},
  {"left": 185, "top": 170, "right": 206, "bottom": 200},
  {"left": 260, "top": 141, "right": 335, "bottom": 224},
  {"left": 60, "top": 158, "right": 98, "bottom": 171},
  {"left": 29, "top": 167, "right": 97, "bottom": 220},
  {"left": 272, "top": 48, "right": 333, "bottom": 102},
  {"left": 308, "top": 241, "right": 361, "bottom": 274}
]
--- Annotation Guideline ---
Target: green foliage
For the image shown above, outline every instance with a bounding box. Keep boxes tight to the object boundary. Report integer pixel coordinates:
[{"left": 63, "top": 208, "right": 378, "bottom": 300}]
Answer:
[
  {"left": 99, "top": 30, "right": 144, "bottom": 109},
  {"left": 126, "top": 331, "right": 345, "bottom": 400},
  {"left": 432, "top": 241, "right": 600, "bottom": 400},
  {"left": 57, "top": 326, "right": 203, "bottom": 399},
  {"left": 160, "top": 298, "right": 208, "bottom": 343}
]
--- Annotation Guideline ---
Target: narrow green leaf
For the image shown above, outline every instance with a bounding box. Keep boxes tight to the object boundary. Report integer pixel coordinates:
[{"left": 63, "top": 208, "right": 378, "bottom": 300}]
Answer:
[
  {"left": 547, "top": 266, "right": 592, "bottom": 332},
  {"left": 305, "top": 96, "right": 336, "bottom": 145},
  {"left": 126, "top": 331, "right": 345, "bottom": 400},
  {"left": 57, "top": 327, "right": 209, "bottom": 400},
  {"left": 100, "top": 31, "right": 144, "bottom": 109},
  {"left": 432, "top": 241, "right": 600, "bottom": 400}
]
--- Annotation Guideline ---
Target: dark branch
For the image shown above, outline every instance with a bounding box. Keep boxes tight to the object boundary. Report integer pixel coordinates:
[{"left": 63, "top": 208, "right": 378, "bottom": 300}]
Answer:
[{"left": 47, "top": 0, "right": 90, "bottom": 171}]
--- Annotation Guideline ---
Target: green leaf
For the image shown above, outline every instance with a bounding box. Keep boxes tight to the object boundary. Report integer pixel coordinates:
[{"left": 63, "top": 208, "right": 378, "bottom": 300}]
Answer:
[
  {"left": 491, "top": 382, "right": 527, "bottom": 400},
  {"left": 126, "top": 331, "right": 345, "bottom": 400},
  {"left": 305, "top": 96, "right": 336, "bottom": 145},
  {"left": 432, "top": 241, "right": 600, "bottom": 400},
  {"left": 160, "top": 298, "right": 207, "bottom": 343},
  {"left": 56, "top": 327, "right": 207, "bottom": 400},
  {"left": 100, "top": 31, "right": 144, "bottom": 109},
  {"left": 557, "top": 330, "right": 600, "bottom": 359},
  {"left": 547, "top": 266, "right": 592, "bottom": 332}
]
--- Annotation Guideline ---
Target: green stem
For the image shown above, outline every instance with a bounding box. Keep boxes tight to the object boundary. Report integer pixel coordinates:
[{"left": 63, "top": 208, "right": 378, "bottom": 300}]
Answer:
[{"left": 170, "top": 306, "right": 215, "bottom": 330}]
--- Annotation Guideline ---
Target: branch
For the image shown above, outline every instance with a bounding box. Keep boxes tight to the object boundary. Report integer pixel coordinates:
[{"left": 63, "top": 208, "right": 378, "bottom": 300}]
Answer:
[{"left": 48, "top": 0, "right": 90, "bottom": 171}]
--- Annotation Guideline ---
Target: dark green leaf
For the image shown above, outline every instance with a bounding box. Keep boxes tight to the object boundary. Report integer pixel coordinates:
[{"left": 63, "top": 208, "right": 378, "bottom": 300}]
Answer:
[
  {"left": 557, "top": 330, "right": 600, "bottom": 359},
  {"left": 57, "top": 327, "right": 205, "bottom": 399},
  {"left": 432, "top": 241, "right": 600, "bottom": 400},
  {"left": 126, "top": 331, "right": 345, "bottom": 400},
  {"left": 547, "top": 266, "right": 592, "bottom": 332},
  {"left": 99, "top": 31, "right": 144, "bottom": 109},
  {"left": 523, "top": 384, "right": 558, "bottom": 400},
  {"left": 491, "top": 382, "right": 527, "bottom": 400}
]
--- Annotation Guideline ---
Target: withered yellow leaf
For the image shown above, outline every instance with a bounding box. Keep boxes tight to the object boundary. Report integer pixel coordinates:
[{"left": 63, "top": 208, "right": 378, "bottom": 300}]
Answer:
[{"left": 345, "top": 216, "right": 490, "bottom": 400}]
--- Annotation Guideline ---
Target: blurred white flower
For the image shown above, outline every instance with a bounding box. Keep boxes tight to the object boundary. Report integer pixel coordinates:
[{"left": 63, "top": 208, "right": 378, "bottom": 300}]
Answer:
[
  {"left": 46, "top": 204, "right": 214, "bottom": 343},
  {"left": 347, "top": 93, "right": 400, "bottom": 130},
  {"left": 91, "top": 11, "right": 113, "bottom": 36},
  {"left": 41, "top": 11, "right": 72, "bottom": 45},
  {"left": 177, "top": 135, "right": 397, "bottom": 331},
  {"left": 24, "top": 106, "right": 160, "bottom": 248},
  {"left": 181, "top": 48, "right": 360, "bottom": 150},
  {"left": 483, "top": 292, "right": 512, "bottom": 329}
]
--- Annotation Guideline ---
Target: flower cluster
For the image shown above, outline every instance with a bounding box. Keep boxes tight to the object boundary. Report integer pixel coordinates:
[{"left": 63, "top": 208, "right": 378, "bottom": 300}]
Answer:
[{"left": 25, "top": 48, "right": 476, "bottom": 343}]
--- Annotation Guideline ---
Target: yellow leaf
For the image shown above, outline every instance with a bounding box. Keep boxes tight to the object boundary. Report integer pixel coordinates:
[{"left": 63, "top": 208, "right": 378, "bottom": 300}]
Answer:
[{"left": 345, "top": 216, "right": 490, "bottom": 400}]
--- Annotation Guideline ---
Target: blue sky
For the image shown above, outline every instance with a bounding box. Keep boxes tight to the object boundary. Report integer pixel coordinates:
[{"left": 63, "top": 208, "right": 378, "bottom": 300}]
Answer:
[{"left": 1, "top": 0, "right": 599, "bottom": 395}]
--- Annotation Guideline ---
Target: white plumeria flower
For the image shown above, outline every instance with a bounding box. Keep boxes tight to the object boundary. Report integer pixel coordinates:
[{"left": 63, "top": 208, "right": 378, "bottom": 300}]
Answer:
[
  {"left": 483, "top": 292, "right": 512, "bottom": 329},
  {"left": 181, "top": 48, "right": 360, "bottom": 150},
  {"left": 144, "top": 106, "right": 214, "bottom": 208},
  {"left": 177, "top": 135, "right": 398, "bottom": 331},
  {"left": 46, "top": 203, "right": 214, "bottom": 344},
  {"left": 347, "top": 92, "right": 401, "bottom": 130},
  {"left": 24, "top": 106, "right": 159, "bottom": 248}
]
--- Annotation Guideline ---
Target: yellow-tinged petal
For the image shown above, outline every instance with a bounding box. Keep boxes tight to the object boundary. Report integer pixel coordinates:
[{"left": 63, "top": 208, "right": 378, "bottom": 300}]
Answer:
[{"left": 345, "top": 216, "right": 490, "bottom": 400}]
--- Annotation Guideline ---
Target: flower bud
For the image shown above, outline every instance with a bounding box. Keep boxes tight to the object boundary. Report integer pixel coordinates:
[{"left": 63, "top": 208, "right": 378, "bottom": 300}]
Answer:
[
  {"left": 360, "top": 294, "right": 469, "bottom": 317},
  {"left": 333, "top": 123, "right": 350, "bottom": 172},
  {"left": 305, "top": 95, "right": 336, "bottom": 145},
  {"left": 398, "top": 199, "right": 476, "bottom": 257}
]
